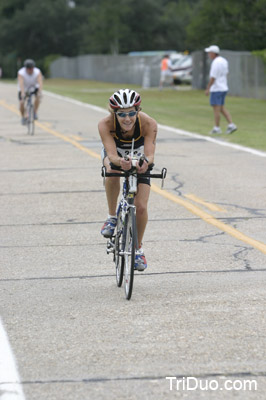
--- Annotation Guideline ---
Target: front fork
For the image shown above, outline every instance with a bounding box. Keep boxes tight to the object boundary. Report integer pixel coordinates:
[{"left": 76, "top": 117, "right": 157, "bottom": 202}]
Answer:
[
  {"left": 106, "top": 198, "right": 137, "bottom": 258},
  {"left": 122, "top": 200, "right": 138, "bottom": 253},
  {"left": 106, "top": 200, "right": 126, "bottom": 259}
]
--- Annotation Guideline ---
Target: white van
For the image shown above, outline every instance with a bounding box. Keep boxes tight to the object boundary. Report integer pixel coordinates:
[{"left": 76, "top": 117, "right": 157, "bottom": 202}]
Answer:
[{"left": 171, "top": 55, "right": 192, "bottom": 84}]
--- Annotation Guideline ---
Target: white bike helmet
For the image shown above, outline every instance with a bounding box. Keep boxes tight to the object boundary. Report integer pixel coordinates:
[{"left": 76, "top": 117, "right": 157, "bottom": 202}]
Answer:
[{"left": 109, "top": 89, "right": 141, "bottom": 110}]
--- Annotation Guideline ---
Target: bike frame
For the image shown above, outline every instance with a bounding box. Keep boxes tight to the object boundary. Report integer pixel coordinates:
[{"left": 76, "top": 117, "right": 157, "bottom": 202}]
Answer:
[
  {"left": 24, "top": 87, "right": 36, "bottom": 135},
  {"left": 102, "top": 139, "right": 167, "bottom": 299},
  {"left": 102, "top": 157, "right": 167, "bottom": 300},
  {"left": 104, "top": 166, "right": 138, "bottom": 258}
]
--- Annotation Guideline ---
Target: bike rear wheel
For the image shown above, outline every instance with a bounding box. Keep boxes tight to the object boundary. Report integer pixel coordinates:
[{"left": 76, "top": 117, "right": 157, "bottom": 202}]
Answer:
[
  {"left": 124, "top": 207, "right": 137, "bottom": 300},
  {"left": 115, "top": 207, "right": 124, "bottom": 287},
  {"left": 27, "top": 102, "right": 35, "bottom": 135}
]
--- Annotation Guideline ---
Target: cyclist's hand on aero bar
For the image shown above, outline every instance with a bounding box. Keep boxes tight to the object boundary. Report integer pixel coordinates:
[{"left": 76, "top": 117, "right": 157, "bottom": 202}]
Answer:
[
  {"left": 120, "top": 157, "right": 132, "bottom": 171},
  {"left": 136, "top": 156, "right": 148, "bottom": 174}
]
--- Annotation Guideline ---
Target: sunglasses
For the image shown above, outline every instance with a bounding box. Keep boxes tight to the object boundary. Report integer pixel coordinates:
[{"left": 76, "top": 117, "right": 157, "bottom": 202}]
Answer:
[{"left": 116, "top": 111, "right": 137, "bottom": 118}]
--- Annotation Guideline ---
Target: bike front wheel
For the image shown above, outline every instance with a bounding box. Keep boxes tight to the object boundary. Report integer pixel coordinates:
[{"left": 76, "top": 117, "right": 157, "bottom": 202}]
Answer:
[
  {"left": 124, "top": 207, "right": 137, "bottom": 300},
  {"left": 115, "top": 207, "right": 124, "bottom": 287},
  {"left": 27, "top": 103, "right": 35, "bottom": 135}
]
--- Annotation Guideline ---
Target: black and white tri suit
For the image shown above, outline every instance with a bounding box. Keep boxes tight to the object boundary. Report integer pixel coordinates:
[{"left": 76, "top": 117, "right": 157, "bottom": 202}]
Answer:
[{"left": 101, "top": 114, "right": 150, "bottom": 185}]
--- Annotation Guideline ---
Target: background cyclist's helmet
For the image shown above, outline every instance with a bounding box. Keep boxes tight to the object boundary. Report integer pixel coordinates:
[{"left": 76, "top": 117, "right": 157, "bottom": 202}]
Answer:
[
  {"left": 109, "top": 89, "right": 141, "bottom": 110},
  {"left": 24, "top": 59, "right": 35, "bottom": 69}
]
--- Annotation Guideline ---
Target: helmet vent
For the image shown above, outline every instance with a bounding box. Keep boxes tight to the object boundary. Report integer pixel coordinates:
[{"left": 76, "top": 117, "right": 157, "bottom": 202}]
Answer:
[
  {"left": 123, "top": 92, "right": 127, "bottom": 104},
  {"left": 114, "top": 94, "right": 122, "bottom": 105},
  {"left": 130, "top": 92, "right": 136, "bottom": 103},
  {"left": 109, "top": 89, "right": 141, "bottom": 109}
]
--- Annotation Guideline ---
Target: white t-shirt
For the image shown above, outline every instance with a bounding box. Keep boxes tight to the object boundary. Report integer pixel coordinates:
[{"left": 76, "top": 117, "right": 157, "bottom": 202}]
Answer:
[
  {"left": 17, "top": 67, "right": 41, "bottom": 92},
  {"left": 209, "top": 56, "right": 228, "bottom": 92}
]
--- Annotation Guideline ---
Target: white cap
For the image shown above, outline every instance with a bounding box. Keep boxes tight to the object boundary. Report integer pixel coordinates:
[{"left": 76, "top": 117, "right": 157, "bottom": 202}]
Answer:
[{"left": 205, "top": 45, "right": 220, "bottom": 54}]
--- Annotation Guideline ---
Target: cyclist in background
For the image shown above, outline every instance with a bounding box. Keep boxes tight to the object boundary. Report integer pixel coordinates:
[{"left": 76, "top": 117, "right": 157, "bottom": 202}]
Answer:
[
  {"left": 98, "top": 89, "right": 157, "bottom": 271},
  {"left": 17, "top": 59, "right": 43, "bottom": 125}
]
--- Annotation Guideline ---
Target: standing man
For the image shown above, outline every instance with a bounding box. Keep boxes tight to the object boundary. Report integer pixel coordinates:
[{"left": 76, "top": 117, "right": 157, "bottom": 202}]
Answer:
[
  {"left": 17, "top": 59, "right": 43, "bottom": 125},
  {"left": 205, "top": 45, "right": 237, "bottom": 134}
]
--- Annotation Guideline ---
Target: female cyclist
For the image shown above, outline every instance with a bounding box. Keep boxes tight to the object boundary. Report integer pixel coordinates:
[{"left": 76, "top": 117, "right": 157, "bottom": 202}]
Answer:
[{"left": 98, "top": 89, "right": 157, "bottom": 271}]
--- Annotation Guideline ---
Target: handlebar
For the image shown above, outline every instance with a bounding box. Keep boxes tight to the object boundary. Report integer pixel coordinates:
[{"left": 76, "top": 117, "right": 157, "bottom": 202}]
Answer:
[
  {"left": 24, "top": 87, "right": 38, "bottom": 98},
  {"left": 101, "top": 166, "right": 167, "bottom": 188}
]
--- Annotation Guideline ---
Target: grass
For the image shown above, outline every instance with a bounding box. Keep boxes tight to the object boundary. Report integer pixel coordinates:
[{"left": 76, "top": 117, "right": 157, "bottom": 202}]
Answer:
[{"left": 41, "top": 79, "right": 265, "bottom": 151}]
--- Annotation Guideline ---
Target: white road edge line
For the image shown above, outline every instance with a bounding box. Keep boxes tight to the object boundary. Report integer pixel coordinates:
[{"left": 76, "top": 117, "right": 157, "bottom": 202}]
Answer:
[
  {"left": 43, "top": 90, "right": 266, "bottom": 158},
  {"left": 0, "top": 317, "right": 26, "bottom": 400},
  {"left": 43, "top": 90, "right": 109, "bottom": 114},
  {"left": 158, "top": 124, "right": 266, "bottom": 158}
]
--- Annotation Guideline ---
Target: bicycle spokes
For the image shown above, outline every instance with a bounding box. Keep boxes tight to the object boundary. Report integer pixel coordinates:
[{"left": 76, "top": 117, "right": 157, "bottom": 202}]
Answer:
[
  {"left": 124, "top": 208, "right": 136, "bottom": 300},
  {"left": 115, "top": 211, "right": 124, "bottom": 287}
]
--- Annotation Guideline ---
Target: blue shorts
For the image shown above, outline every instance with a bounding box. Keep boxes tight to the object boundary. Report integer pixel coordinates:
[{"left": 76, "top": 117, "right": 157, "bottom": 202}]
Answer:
[{"left": 210, "top": 91, "right": 227, "bottom": 106}]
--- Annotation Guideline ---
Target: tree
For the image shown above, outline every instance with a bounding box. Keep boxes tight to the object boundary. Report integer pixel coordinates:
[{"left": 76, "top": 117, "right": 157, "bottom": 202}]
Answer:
[
  {"left": 0, "top": 0, "right": 90, "bottom": 59},
  {"left": 81, "top": 0, "right": 199, "bottom": 54},
  {"left": 186, "top": 0, "right": 266, "bottom": 51},
  {"left": 0, "top": 0, "right": 91, "bottom": 76},
  {"left": 1, "top": 0, "right": 264, "bottom": 79},
  {"left": 81, "top": 0, "right": 132, "bottom": 54},
  {"left": 0, "top": 0, "right": 200, "bottom": 64},
  {"left": 158, "top": 0, "right": 199, "bottom": 51}
]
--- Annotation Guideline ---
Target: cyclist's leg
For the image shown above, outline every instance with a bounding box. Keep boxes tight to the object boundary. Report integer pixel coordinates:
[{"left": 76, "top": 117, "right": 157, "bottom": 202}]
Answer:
[
  {"left": 103, "top": 155, "right": 120, "bottom": 216},
  {"left": 134, "top": 183, "right": 150, "bottom": 246},
  {"left": 34, "top": 88, "right": 41, "bottom": 114},
  {"left": 101, "top": 148, "right": 120, "bottom": 237},
  {"left": 18, "top": 92, "right": 25, "bottom": 117}
]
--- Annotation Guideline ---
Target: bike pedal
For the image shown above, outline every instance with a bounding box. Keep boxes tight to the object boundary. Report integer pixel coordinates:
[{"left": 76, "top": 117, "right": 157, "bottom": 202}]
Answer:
[{"left": 106, "top": 240, "right": 115, "bottom": 254}]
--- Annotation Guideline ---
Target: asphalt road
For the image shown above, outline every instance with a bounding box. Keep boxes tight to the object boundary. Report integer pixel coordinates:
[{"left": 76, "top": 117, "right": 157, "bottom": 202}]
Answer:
[{"left": 0, "top": 82, "right": 266, "bottom": 400}]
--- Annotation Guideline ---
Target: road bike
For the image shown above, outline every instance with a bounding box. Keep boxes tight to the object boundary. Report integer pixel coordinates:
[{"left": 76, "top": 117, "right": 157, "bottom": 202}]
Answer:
[
  {"left": 24, "top": 87, "right": 36, "bottom": 135},
  {"left": 101, "top": 142, "right": 167, "bottom": 300}
]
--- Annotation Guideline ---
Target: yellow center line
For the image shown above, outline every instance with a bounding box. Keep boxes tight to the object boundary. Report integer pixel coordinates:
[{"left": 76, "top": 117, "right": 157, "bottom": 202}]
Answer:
[
  {"left": 70, "top": 134, "right": 83, "bottom": 141},
  {"left": 0, "top": 99, "right": 101, "bottom": 159},
  {"left": 0, "top": 99, "right": 20, "bottom": 115},
  {"left": 184, "top": 193, "right": 226, "bottom": 212},
  {"left": 1, "top": 99, "right": 266, "bottom": 255},
  {"left": 35, "top": 121, "right": 101, "bottom": 160},
  {"left": 42, "top": 122, "right": 52, "bottom": 128},
  {"left": 151, "top": 183, "right": 266, "bottom": 255}
]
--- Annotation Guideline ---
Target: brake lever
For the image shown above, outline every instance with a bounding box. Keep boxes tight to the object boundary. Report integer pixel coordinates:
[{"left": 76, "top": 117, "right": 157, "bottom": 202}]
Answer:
[
  {"left": 161, "top": 167, "right": 167, "bottom": 189},
  {"left": 138, "top": 155, "right": 145, "bottom": 168},
  {"left": 101, "top": 166, "right": 106, "bottom": 186}
]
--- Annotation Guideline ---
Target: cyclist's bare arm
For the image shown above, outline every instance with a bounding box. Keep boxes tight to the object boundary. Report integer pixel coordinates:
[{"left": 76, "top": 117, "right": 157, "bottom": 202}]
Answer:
[
  {"left": 98, "top": 117, "right": 127, "bottom": 168},
  {"left": 18, "top": 74, "right": 25, "bottom": 98},
  {"left": 138, "top": 112, "right": 157, "bottom": 171},
  {"left": 37, "top": 72, "right": 43, "bottom": 92}
]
